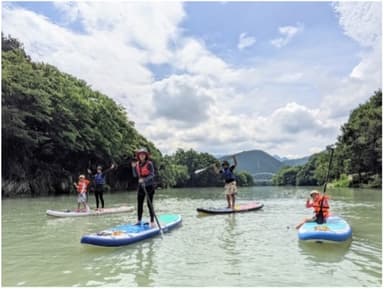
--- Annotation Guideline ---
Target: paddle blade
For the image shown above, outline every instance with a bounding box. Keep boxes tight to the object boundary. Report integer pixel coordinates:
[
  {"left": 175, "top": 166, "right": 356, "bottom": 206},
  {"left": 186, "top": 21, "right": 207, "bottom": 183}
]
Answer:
[{"left": 194, "top": 167, "right": 208, "bottom": 174}]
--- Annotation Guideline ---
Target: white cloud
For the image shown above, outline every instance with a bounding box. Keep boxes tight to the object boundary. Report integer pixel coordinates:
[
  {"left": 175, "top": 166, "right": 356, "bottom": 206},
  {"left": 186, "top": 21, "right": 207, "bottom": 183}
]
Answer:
[
  {"left": 152, "top": 74, "right": 215, "bottom": 126},
  {"left": 332, "top": 1, "right": 381, "bottom": 48},
  {"left": 237, "top": 32, "right": 256, "bottom": 50},
  {"left": 1, "top": 2, "right": 185, "bottom": 122},
  {"left": 270, "top": 23, "right": 303, "bottom": 48},
  {"left": 321, "top": 1, "right": 382, "bottom": 120},
  {"left": 1, "top": 2, "right": 381, "bottom": 158}
]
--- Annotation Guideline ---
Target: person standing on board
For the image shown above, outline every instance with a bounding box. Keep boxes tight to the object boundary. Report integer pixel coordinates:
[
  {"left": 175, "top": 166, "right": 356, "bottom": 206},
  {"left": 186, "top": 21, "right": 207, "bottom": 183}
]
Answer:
[
  {"left": 73, "top": 174, "right": 90, "bottom": 212},
  {"left": 213, "top": 155, "right": 238, "bottom": 209},
  {"left": 295, "top": 190, "right": 331, "bottom": 229},
  {"left": 131, "top": 147, "right": 156, "bottom": 227},
  {"left": 87, "top": 163, "right": 115, "bottom": 211}
]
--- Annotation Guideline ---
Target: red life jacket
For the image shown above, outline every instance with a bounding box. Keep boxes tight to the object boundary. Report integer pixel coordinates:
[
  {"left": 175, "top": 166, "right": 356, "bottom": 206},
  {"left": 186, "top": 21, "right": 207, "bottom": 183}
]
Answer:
[
  {"left": 136, "top": 161, "right": 152, "bottom": 177},
  {"left": 76, "top": 179, "right": 89, "bottom": 193},
  {"left": 312, "top": 196, "right": 330, "bottom": 217}
]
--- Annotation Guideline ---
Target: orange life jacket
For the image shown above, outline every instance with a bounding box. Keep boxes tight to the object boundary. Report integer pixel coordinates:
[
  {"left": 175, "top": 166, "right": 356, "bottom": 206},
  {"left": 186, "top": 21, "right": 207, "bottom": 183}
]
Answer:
[
  {"left": 312, "top": 196, "right": 330, "bottom": 217},
  {"left": 76, "top": 179, "right": 89, "bottom": 193},
  {"left": 135, "top": 161, "right": 152, "bottom": 177}
]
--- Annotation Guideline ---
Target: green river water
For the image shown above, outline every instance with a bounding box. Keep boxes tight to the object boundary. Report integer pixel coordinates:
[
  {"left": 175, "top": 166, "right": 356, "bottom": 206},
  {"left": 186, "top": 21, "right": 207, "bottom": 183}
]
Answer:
[{"left": 2, "top": 186, "right": 382, "bottom": 287}]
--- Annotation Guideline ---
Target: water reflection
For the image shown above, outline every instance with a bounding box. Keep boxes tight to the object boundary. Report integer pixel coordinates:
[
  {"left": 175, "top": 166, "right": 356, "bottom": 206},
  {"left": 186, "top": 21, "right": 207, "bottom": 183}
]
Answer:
[
  {"left": 298, "top": 239, "right": 352, "bottom": 263},
  {"left": 131, "top": 241, "right": 157, "bottom": 286}
]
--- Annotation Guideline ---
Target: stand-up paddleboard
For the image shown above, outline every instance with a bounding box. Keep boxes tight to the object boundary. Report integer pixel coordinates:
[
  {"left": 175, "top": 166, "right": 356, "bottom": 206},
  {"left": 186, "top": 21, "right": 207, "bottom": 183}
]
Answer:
[
  {"left": 81, "top": 214, "right": 182, "bottom": 247},
  {"left": 298, "top": 216, "right": 352, "bottom": 243},
  {"left": 46, "top": 206, "right": 134, "bottom": 218},
  {"left": 197, "top": 202, "right": 263, "bottom": 214}
]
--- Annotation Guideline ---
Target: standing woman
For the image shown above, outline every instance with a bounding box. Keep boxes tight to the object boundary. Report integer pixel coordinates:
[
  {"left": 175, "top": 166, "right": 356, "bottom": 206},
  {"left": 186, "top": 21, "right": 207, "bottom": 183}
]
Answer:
[
  {"left": 213, "top": 155, "right": 238, "bottom": 209},
  {"left": 131, "top": 148, "right": 156, "bottom": 227},
  {"left": 87, "top": 163, "right": 115, "bottom": 211}
]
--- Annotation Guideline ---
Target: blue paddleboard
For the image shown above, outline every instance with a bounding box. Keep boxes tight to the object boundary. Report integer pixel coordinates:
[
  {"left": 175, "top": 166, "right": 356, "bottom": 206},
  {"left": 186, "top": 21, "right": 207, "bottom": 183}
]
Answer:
[
  {"left": 197, "top": 202, "right": 263, "bottom": 214},
  {"left": 81, "top": 214, "right": 182, "bottom": 247},
  {"left": 298, "top": 216, "right": 352, "bottom": 243}
]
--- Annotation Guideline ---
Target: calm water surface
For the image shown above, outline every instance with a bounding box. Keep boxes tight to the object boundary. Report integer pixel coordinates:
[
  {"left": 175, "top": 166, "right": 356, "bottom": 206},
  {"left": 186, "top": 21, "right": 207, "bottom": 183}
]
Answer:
[{"left": 2, "top": 186, "right": 382, "bottom": 286}]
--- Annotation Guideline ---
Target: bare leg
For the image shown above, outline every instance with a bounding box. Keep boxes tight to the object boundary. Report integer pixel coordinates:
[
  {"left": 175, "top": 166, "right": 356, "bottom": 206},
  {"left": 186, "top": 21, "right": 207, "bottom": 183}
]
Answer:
[
  {"left": 226, "top": 195, "right": 231, "bottom": 208},
  {"left": 231, "top": 194, "right": 236, "bottom": 209},
  {"left": 295, "top": 217, "right": 314, "bottom": 229}
]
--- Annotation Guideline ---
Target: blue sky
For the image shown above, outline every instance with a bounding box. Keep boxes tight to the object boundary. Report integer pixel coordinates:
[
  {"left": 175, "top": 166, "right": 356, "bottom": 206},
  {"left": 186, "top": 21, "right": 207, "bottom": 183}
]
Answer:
[{"left": 2, "top": 1, "right": 382, "bottom": 158}]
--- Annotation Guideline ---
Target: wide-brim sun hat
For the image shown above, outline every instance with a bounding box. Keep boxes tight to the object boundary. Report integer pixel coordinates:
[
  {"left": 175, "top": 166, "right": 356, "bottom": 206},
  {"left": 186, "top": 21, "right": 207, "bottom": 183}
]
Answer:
[
  {"left": 136, "top": 147, "right": 149, "bottom": 158},
  {"left": 310, "top": 190, "right": 319, "bottom": 197}
]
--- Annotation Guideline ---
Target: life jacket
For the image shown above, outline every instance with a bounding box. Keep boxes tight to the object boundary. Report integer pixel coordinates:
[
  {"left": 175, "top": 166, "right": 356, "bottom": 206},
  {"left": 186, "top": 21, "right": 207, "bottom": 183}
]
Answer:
[
  {"left": 94, "top": 172, "right": 105, "bottom": 185},
  {"left": 76, "top": 179, "right": 89, "bottom": 193},
  {"left": 136, "top": 160, "right": 152, "bottom": 177},
  {"left": 222, "top": 167, "right": 235, "bottom": 182},
  {"left": 312, "top": 196, "right": 330, "bottom": 218}
]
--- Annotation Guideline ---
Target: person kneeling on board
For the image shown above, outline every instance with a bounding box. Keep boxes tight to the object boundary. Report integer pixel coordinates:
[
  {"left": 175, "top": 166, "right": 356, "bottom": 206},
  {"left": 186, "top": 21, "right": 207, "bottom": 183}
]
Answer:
[{"left": 295, "top": 190, "right": 330, "bottom": 229}]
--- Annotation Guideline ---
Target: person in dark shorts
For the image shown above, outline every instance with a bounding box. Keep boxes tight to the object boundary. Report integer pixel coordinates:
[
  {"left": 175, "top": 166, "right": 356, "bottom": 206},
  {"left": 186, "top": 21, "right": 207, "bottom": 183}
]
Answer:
[{"left": 213, "top": 155, "right": 238, "bottom": 209}]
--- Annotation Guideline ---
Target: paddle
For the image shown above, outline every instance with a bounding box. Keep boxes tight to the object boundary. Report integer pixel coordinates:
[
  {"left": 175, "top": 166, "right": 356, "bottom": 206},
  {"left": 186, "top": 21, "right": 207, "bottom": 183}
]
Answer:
[
  {"left": 194, "top": 165, "right": 212, "bottom": 174},
  {"left": 141, "top": 183, "right": 164, "bottom": 237},
  {"left": 322, "top": 145, "right": 335, "bottom": 194},
  {"left": 316, "top": 145, "right": 335, "bottom": 224}
]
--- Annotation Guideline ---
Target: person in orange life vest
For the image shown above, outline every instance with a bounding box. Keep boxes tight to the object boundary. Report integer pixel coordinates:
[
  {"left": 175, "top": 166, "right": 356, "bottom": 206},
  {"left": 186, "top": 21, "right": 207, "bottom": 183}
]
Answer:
[
  {"left": 295, "top": 190, "right": 330, "bottom": 229},
  {"left": 73, "top": 174, "right": 90, "bottom": 212},
  {"left": 213, "top": 155, "right": 238, "bottom": 209},
  {"left": 131, "top": 148, "right": 156, "bottom": 227}
]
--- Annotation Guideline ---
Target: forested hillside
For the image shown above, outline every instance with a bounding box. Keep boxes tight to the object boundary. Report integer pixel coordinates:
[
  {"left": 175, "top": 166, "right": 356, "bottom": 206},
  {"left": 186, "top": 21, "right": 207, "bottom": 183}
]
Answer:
[
  {"left": 2, "top": 34, "right": 162, "bottom": 197},
  {"left": 272, "top": 90, "right": 382, "bottom": 188},
  {"left": 2, "top": 35, "right": 254, "bottom": 197}
]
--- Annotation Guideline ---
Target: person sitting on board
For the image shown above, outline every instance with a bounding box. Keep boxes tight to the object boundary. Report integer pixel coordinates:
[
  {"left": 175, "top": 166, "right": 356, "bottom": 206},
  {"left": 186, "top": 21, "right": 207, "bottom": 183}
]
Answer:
[
  {"left": 213, "top": 155, "right": 238, "bottom": 209},
  {"left": 295, "top": 190, "right": 330, "bottom": 229},
  {"left": 131, "top": 147, "right": 156, "bottom": 228},
  {"left": 74, "top": 174, "right": 90, "bottom": 212},
  {"left": 87, "top": 163, "right": 115, "bottom": 211}
]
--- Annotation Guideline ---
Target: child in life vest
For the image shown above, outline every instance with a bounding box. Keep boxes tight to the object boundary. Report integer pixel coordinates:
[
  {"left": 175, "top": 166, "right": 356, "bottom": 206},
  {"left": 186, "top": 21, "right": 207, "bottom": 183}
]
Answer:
[
  {"left": 73, "top": 174, "right": 90, "bottom": 212},
  {"left": 295, "top": 190, "right": 330, "bottom": 229}
]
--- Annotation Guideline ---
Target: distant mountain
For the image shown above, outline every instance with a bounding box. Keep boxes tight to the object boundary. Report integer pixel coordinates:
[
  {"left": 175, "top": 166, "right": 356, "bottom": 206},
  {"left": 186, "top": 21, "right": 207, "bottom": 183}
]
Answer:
[
  {"left": 220, "top": 150, "right": 310, "bottom": 182},
  {"left": 282, "top": 156, "right": 310, "bottom": 167},
  {"left": 272, "top": 155, "right": 289, "bottom": 162},
  {"left": 221, "top": 150, "right": 283, "bottom": 174}
]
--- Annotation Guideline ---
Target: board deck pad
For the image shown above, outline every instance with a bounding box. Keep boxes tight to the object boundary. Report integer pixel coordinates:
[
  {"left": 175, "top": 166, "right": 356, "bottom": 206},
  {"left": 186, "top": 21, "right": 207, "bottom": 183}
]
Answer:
[
  {"left": 46, "top": 206, "right": 134, "bottom": 217},
  {"left": 80, "top": 214, "right": 182, "bottom": 247},
  {"left": 298, "top": 216, "right": 352, "bottom": 243},
  {"left": 196, "top": 202, "right": 263, "bottom": 214}
]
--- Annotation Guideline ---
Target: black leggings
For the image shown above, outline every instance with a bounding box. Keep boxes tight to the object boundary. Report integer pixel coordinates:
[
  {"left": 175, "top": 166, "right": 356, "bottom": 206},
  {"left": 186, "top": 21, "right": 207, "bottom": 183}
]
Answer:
[
  {"left": 94, "top": 184, "right": 105, "bottom": 208},
  {"left": 137, "top": 185, "right": 155, "bottom": 222}
]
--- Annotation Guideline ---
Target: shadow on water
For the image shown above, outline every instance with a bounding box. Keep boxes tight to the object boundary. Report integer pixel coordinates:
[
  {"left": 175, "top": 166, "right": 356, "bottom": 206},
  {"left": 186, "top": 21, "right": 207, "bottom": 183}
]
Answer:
[{"left": 298, "top": 238, "right": 352, "bottom": 263}]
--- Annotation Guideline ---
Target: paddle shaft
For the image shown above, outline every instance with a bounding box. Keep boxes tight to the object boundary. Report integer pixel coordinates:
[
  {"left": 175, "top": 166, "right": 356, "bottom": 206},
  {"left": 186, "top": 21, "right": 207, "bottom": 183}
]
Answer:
[
  {"left": 141, "top": 183, "right": 163, "bottom": 237},
  {"left": 322, "top": 148, "right": 335, "bottom": 194}
]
